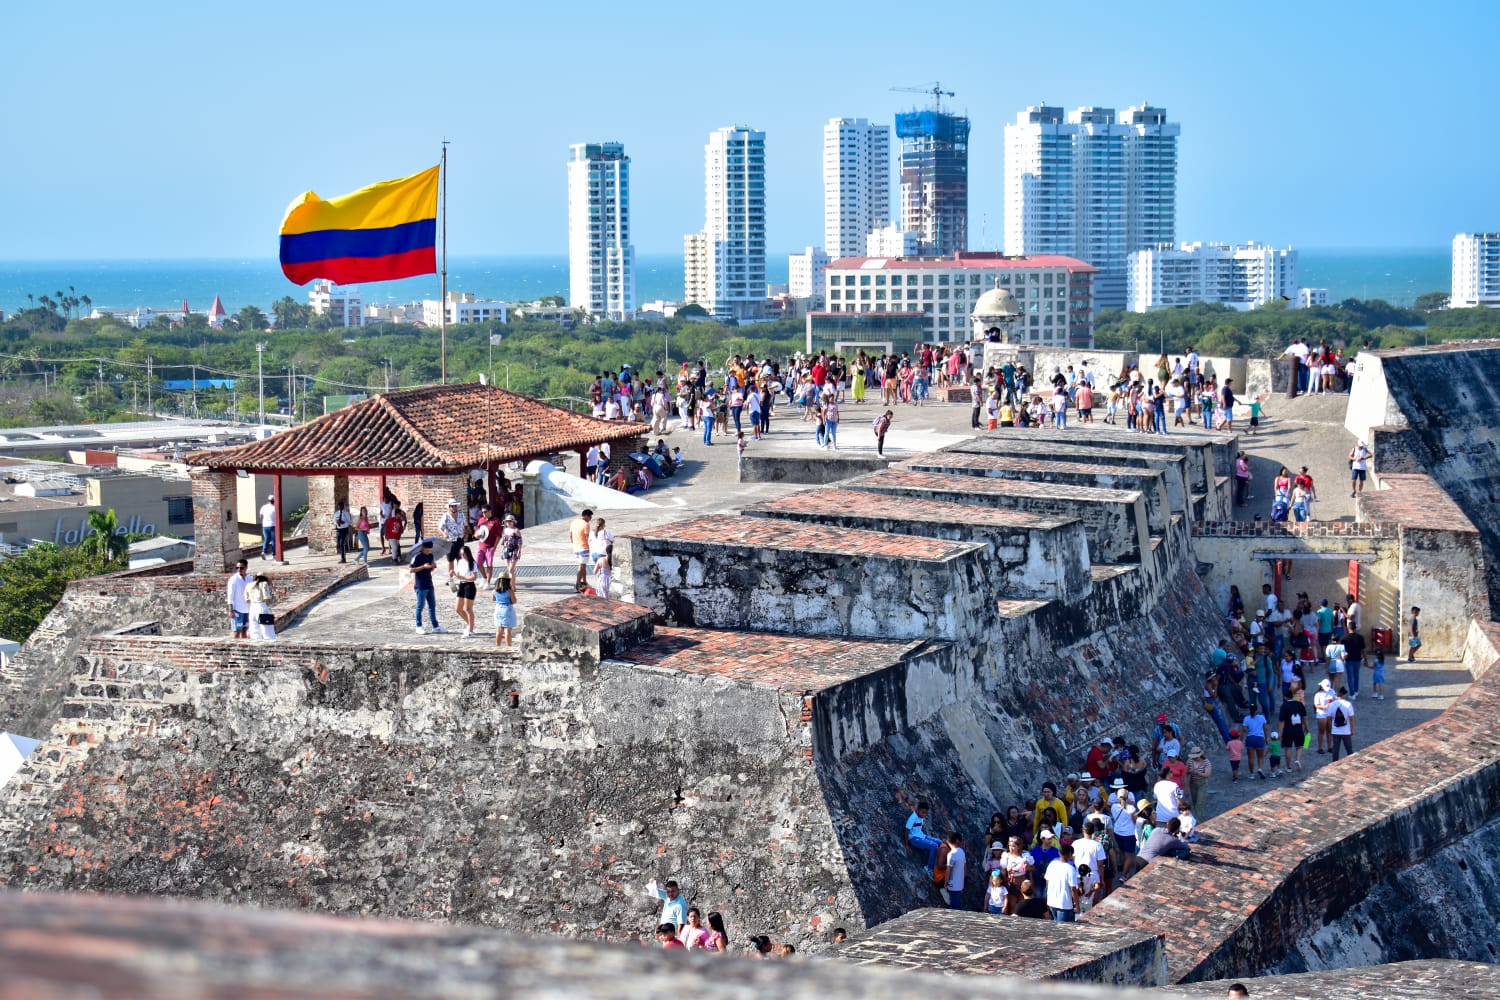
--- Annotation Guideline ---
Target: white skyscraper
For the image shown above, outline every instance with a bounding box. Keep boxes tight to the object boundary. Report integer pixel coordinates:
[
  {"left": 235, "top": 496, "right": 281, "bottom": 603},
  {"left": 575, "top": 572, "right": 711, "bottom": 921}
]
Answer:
[
  {"left": 1004, "top": 104, "right": 1179, "bottom": 310},
  {"left": 686, "top": 126, "right": 767, "bottom": 320},
  {"left": 823, "top": 117, "right": 891, "bottom": 259},
  {"left": 1453, "top": 233, "right": 1500, "bottom": 308},
  {"left": 567, "top": 142, "right": 635, "bottom": 321}
]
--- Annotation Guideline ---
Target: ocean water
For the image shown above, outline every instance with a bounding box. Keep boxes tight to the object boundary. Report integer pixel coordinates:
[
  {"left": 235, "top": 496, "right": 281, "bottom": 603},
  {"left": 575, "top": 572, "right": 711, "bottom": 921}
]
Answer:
[{"left": 0, "top": 248, "right": 1450, "bottom": 318}]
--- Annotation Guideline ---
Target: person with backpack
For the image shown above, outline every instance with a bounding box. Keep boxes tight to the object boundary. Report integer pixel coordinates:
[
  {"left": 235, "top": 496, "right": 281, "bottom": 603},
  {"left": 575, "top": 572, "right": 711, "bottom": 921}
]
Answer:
[{"left": 1329, "top": 686, "right": 1356, "bottom": 760}]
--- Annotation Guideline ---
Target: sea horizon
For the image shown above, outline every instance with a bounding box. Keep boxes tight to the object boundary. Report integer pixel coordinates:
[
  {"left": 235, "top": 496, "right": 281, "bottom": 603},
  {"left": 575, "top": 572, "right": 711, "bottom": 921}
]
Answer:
[{"left": 0, "top": 247, "right": 1452, "bottom": 317}]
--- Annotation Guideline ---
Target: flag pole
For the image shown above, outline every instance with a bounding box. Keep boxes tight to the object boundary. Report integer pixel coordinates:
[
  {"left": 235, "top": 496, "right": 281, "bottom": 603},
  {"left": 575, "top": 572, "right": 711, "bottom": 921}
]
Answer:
[{"left": 440, "top": 140, "right": 449, "bottom": 384}]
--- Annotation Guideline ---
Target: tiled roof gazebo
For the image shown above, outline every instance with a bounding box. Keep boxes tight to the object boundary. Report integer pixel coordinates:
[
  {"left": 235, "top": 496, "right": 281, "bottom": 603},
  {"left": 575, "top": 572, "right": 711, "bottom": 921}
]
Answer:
[{"left": 184, "top": 384, "right": 645, "bottom": 572}]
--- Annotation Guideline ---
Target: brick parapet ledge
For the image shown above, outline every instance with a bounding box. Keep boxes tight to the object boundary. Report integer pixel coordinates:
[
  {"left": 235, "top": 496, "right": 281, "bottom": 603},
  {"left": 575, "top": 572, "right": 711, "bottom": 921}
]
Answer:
[
  {"left": 1191, "top": 520, "right": 1397, "bottom": 538},
  {"left": 1082, "top": 614, "right": 1500, "bottom": 983},
  {"left": 1164, "top": 959, "right": 1500, "bottom": 997},
  {"left": 835, "top": 908, "right": 1166, "bottom": 987},
  {"left": 1361, "top": 472, "right": 1482, "bottom": 534}
]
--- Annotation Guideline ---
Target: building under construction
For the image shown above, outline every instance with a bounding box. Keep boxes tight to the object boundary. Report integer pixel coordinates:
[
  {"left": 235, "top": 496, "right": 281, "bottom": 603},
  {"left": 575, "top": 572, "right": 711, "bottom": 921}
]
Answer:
[{"left": 896, "top": 109, "right": 970, "bottom": 256}]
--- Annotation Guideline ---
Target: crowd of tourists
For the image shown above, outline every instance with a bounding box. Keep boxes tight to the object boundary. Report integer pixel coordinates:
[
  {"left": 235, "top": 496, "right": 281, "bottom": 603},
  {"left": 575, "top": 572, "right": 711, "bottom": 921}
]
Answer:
[
  {"left": 1280, "top": 337, "right": 1360, "bottom": 396},
  {"left": 642, "top": 878, "right": 845, "bottom": 957},
  {"left": 957, "top": 348, "right": 1264, "bottom": 436},
  {"left": 897, "top": 580, "right": 1419, "bottom": 920}
]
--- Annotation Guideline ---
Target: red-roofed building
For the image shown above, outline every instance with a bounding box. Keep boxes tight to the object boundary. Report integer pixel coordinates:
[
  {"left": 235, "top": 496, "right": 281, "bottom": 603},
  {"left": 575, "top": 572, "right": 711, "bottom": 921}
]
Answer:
[
  {"left": 207, "top": 295, "right": 228, "bottom": 329},
  {"left": 824, "top": 251, "right": 1097, "bottom": 347},
  {"left": 184, "top": 384, "right": 646, "bottom": 571}
]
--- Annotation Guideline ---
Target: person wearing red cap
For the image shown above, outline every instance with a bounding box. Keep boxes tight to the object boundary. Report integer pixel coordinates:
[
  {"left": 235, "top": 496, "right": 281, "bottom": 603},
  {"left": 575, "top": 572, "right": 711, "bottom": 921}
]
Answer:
[{"left": 1151, "top": 713, "right": 1181, "bottom": 768}]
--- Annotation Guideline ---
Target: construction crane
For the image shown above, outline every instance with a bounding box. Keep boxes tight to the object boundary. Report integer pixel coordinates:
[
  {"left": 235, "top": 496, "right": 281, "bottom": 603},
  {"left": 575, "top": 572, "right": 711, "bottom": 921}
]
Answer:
[{"left": 890, "top": 82, "right": 954, "bottom": 113}]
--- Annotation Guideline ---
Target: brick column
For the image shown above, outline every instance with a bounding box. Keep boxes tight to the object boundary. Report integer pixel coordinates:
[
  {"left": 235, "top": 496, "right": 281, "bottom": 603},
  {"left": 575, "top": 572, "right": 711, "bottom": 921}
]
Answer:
[
  {"left": 306, "top": 476, "right": 349, "bottom": 555},
  {"left": 190, "top": 468, "right": 242, "bottom": 574}
]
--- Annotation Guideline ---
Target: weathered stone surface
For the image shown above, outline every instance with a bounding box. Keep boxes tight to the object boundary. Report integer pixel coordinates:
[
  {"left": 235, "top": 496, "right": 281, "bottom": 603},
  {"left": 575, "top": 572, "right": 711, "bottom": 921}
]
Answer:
[
  {"left": 0, "top": 560, "right": 364, "bottom": 736},
  {"left": 835, "top": 908, "right": 1166, "bottom": 986},
  {"left": 617, "top": 514, "right": 990, "bottom": 641},
  {"left": 741, "top": 488, "right": 1092, "bottom": 603},
  {"left": 0, "top": 889, "right": 1172, "bottom": 1000},
  {"left": 944, "top": 435, "right": 1193, "bottom": 518},
  {"left": 841, "top": 468, "right": 1150, "bottom": 565},
  {"left": 1167, "top": 960, "right": 1500, "bottom": 998},
  {"left": 738, "top": 452, "right": 896, "bottom": 484},
  {"left": 898, "top": 451, "right": 1173, "bottom": 537}
]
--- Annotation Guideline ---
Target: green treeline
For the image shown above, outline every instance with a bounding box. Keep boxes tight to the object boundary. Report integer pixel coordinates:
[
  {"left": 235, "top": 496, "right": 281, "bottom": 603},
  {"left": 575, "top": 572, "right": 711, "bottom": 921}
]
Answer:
[
  {"left": 2, "top": 288, "right": 1498, "bottom": 428},
  {"left": 0, "top": 296, "right": 806, "bottom": 427},
  {"left": 1095, "top": 292, "right": 1499, "bottom": 357}
]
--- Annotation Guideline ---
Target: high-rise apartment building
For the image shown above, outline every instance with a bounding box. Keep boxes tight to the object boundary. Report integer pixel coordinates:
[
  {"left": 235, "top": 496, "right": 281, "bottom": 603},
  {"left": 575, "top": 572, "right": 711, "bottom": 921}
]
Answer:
[
  {"left": 567, "top": 142, "right": 635, "bottom": 321},
  {"left": 823, "top": 118, "right": 890, "bottom": 259},
  {"left": 896, "top": 110, "right": 969, "bottom": 256},
  {"left": 1127, "top": 242, "right": 1298, "bottom": 312},
  {"left": 788, "top": 246, "right": 830, "bottom": 302},
  {"left": 1004, "top": 105, "right": 1179, "bottom": 310},
  {"left": 683, "top": 126, "right": 767, "bottom": 321},
  {"left": 1453, "top": 233, "right": 1500, "bottom": 308}
]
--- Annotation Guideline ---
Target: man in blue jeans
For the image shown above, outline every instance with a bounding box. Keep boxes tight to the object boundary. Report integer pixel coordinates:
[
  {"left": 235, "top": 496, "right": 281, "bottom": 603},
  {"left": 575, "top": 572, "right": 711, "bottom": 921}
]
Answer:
[
  {"left": 1045, "top": 843, "right": 1080, "bottom": 921},
  {"left": 943, "top": 831, "right": 966, "bottom": 909},
  {"left": 905, "top": 801, "right": 943, "bottom": 876},
  {"left": 410, "top": 539, "right": 445, "bottom": 635}
]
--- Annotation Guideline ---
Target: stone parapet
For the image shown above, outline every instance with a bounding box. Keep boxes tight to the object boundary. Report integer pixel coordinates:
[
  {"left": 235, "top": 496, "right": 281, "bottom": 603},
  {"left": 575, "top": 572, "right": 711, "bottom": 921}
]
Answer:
[
  {"left": 618, "top": 514, "right": 989, "bottom": 641},
  {"left": 843, "top": 468, "right": 1149, "bottom": 565},
  {"left": 899, "top": 450, "right": 1173, "bottom": 535},
  {"left": 742, "top": 488, "right": 1092, "bottom": 603}
]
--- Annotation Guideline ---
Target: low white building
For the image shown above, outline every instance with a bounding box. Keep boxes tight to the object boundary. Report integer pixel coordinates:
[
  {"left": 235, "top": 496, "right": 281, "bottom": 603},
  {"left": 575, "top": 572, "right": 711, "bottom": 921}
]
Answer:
[
  {"left": 363, "top": 302, "right": 421, "bottom": 324},
  {"left": 824, "top": 251, "right": 1097, "bottom": 346},
  {"left": 1296, "top": 287, "right": 1329, "bottom": 309},
  {"left": 1453, "top": 233, "right": 1500, "bottom": 308},
  {"left": 865, "top": 223, "right": 920, "bottom": 257},
  {"left": 788, "top": 247, "right": 830, "bottom": 303},
  {"left": 1127, "top": 242, "right": 1298, "bottom": 312},
  {"left": 421, "top": 292, "right": 509, "bottom": 326},
  {"left": 308, "top": 281, "right": 363, "bottom": 327}
]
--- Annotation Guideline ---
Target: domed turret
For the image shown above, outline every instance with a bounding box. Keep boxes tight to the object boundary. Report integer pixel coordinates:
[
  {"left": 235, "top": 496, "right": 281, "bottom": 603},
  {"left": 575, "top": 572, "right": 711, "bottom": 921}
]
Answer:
[{"left": 972, "top": 286, "right": 1021, "bottom": 322}]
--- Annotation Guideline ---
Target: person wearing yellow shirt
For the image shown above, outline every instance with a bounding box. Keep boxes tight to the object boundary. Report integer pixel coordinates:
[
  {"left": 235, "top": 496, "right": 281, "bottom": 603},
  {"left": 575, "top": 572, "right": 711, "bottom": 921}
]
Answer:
[{"left": 1033, "top": 781, "right": 1066, "bottom": 838}]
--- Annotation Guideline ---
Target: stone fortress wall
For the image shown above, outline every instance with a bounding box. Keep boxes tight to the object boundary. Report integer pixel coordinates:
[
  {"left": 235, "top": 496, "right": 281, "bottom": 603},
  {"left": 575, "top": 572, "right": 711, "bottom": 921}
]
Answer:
[{"left": 3, "top": 342, "right": 1500, "bottom": 995}]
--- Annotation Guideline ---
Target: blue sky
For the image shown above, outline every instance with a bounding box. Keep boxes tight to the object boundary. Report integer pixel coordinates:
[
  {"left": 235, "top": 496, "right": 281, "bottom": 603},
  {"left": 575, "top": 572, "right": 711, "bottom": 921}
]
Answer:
[{"left": 4, "top": 0, "right": 1496, "bottom": 259}]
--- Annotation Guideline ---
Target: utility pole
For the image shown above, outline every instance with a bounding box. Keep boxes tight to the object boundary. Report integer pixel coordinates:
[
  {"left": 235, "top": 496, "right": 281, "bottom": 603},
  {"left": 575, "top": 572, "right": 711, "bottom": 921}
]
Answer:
[
  {"left": 256, "top": 342, "right": 266, "bottom": 428},
  {"left": 96, "top": 361, "right": 103, "bottom": 403},
  {"left": 146, "top": 356, "right": 153, "bottom": 415},
  {"left": 287, "top": 363, "right": 294, "bottom": 422}
]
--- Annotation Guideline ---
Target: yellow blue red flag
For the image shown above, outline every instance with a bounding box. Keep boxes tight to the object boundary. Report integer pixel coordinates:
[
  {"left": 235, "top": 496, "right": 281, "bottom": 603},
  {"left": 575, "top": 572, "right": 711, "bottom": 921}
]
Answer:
[{"left": 278, "top": 165, "right": 439, "bottom": 285}]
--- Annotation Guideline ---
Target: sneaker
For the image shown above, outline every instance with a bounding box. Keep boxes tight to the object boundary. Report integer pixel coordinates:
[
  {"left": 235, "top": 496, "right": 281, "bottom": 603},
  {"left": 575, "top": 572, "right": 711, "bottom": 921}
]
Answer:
[
  {"left": 1248, "top": 772, "right": 1257, "bottom": 780},
  {"left": 1295, "top": 760, "right": 1303, "bottom": 771},
  {"left": 1351, "top": 491, "right": 1356, "bottom": 498},
  {"left": 1257, "top": 770, "right": 1267, "bottom": 779},
  {"left": 414, "top": 626, "right": 427, "bottom": 635},
  {"left": 432, "top": 626, "right": 449, "bottom": 634}
]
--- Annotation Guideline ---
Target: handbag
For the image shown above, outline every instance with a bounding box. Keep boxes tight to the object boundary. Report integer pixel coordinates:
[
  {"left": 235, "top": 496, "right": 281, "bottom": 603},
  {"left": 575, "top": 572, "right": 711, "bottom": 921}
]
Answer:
[
  {"left": 1409, "top": 635, "right": 1422, "bottom": 649},
  {"left": 257, "top": 612, "right": 275, "bottom": 625}
]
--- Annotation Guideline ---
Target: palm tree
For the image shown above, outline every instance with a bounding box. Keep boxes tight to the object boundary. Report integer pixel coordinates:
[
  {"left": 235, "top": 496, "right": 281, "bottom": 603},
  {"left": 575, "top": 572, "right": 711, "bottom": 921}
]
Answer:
[
  {"left": 80, "top": 294, "right": 92, "bottom": 316},
  {"left": 82, "top": 509, "right": 129, "bottom": 563}
]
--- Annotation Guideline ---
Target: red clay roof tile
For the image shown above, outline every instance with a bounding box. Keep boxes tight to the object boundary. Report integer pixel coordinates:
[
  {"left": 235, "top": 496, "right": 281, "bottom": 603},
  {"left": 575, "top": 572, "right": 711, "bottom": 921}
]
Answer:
[{"left": 185, "top": 383, "right": 643, "bottom": 473}]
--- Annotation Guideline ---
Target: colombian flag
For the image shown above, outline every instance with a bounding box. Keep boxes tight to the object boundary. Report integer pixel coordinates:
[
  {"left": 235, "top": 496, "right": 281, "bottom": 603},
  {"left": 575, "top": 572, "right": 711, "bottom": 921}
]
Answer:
[{"left": 278, "top": 165, "right": 439, "bottom": 285}]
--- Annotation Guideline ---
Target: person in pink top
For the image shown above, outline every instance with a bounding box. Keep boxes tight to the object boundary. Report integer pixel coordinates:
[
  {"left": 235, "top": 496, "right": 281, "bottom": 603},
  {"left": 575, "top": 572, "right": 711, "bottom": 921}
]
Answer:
[
  {"left": 1225, "top": 727, "right": 1245, "bottom": 782},
  {"left": 679, "top": 908, "right": 712, "bottom": 949}
]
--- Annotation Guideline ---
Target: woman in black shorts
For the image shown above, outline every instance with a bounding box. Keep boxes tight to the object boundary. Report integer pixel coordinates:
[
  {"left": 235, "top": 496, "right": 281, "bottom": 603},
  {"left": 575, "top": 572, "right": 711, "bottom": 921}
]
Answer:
[
  {"left": 453, "top": 545, "right": 479, "bottom": 637},
  {"left": 1278, "top": 684, "right": 1308, "bottom": 773}
]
